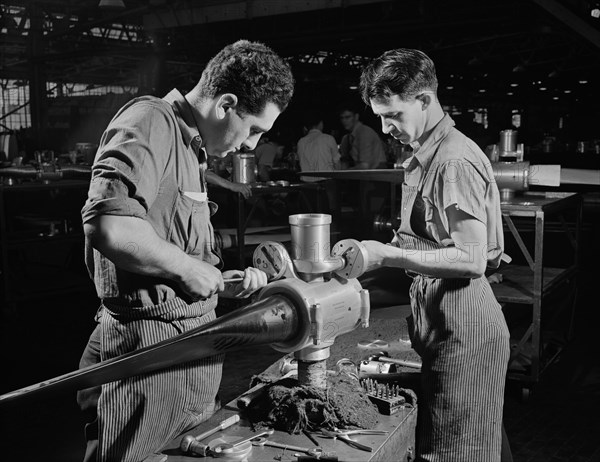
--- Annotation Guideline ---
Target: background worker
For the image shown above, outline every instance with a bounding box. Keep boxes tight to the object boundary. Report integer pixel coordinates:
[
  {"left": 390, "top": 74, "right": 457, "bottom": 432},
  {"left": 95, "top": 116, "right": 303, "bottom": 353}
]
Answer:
[
  {"left": 297, "top": 113, "right": 341, "bottom": 218},
  {"left": 339, "top": 105, "right": 387, "bottom": 170},
  {"left": 207, "top": 170, "right": 252, "bottom": 199},
  {"left": 254, "top": 135, "right": 282, "bottom": 182},
  {"left": 78, "top": 40, "right": 294, "bottom": 462},
  {"left": 358, "top": 48, "right": 511, "bottom": 461},
  {"left": 338, "top": 104, "right": 388, "bottom": 228}
]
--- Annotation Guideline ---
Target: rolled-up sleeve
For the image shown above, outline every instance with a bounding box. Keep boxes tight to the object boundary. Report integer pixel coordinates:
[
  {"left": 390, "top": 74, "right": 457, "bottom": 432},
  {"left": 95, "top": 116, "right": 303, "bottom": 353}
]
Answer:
[{"left": 81, "top": 100, "right": 173, "bottom": 224}]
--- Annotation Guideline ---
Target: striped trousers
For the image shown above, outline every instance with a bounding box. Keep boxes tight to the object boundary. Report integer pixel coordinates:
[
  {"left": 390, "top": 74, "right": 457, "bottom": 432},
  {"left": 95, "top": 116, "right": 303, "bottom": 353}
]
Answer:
[
  {"left": 78, "top": 297, "right": 222, "bottom": 462},
  {"left": 409, "top": 274, "right": 510, "bottom": 462}
]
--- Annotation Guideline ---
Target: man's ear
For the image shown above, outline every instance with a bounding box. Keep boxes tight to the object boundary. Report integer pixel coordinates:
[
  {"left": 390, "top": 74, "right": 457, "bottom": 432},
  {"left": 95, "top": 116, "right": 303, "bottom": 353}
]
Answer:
[
  {"left": 417, "top": 93, "right": 432, "bottom": 110},
  {"left": 216, "top": 93, "right": 239, "bottom": 120}
]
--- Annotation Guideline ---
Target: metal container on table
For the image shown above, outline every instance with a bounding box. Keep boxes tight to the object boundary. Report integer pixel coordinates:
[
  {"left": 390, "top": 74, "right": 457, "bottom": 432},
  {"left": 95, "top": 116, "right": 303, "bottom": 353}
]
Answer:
[
  {"left": 232, "top": 153, "right": 257, "bottom": 184},
  {"left": 492, "top": 160, "right": 530, "bottom": 202},
  {"left": 499, "top": 129, "right": 518, "bottom": 157}
]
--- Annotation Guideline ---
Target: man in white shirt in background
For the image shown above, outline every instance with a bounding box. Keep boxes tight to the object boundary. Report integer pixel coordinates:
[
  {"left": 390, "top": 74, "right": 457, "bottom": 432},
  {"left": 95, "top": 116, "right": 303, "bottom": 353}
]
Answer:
[{"left": 297, "top": 114, "right": 341, "bottom": 219}]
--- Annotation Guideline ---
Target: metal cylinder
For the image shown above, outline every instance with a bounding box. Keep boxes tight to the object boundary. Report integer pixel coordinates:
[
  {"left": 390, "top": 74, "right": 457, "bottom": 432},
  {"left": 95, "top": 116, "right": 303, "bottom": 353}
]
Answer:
[
  {"left": 499, "top": 129, "right": 518, "bottom": 155},
  {"left": 492, "top": 161, "right": 529, "bottom": 201},
  {"left": 289, "top": 214, "right": 331, "bottom": 280},
  {"left": 232, "top": 153, "right": 257, "bottom": 184},
  {"left": 297, "top": 359, "right": 327, "bottom": 389},
  {"left": 359, "top": 360, "right": 397, "bottom": 375}
]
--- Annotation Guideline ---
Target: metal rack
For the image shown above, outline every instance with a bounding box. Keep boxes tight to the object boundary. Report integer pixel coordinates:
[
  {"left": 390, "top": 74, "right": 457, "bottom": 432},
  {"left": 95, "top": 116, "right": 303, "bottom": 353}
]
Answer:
[{"left": 492, "top": 191, "right": 582, "bottom": 399}]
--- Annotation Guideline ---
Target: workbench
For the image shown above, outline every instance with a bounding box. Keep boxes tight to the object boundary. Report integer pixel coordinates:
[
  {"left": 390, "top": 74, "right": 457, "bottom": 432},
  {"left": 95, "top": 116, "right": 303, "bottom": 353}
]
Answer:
[
  {"left": 159, "top": 305, "right": 418, "bottom": 461},
  {"left": 300, "top": 169, "right": 405, "bottom": 225}
]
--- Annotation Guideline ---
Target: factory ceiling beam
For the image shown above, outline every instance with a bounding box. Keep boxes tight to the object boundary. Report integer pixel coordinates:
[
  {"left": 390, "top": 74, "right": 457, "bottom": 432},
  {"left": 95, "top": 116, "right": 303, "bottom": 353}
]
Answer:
[
  {"left": 44, "top": 4, "right": 148, "bottom": 39},
  {"left": 530, "top": 0, "right": 600, "bottom": 49},
  {"left": 143, "top": 0, "right": 389, "bottom": 29}
]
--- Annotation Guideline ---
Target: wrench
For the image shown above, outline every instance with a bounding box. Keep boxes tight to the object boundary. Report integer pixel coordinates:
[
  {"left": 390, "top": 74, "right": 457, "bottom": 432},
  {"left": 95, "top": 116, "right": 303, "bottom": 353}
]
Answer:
[
  {"left": 211, "top": 429, "right": 274, "bottom": 453},
  {"left": 251, "top": 437, "right": 335, "bottom": 459}
]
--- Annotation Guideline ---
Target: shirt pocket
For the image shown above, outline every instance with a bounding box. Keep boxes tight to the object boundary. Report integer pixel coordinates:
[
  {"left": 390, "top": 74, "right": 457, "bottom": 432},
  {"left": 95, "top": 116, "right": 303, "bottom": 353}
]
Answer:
[{"left": 168, "top": 188, "right": 209, "bottom": 257}]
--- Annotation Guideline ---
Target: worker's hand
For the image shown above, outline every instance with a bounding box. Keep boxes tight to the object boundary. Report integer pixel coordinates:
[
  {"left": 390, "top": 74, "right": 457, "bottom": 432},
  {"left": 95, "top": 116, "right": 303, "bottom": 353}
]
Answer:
[
  {"left": 178, "top": 258, "right": 224, "bottom": 302},
  {"left": 221, "top": 267, "right": 268, "bottom": 299},
  {"left": 360, "top": 240, "right": 390, "bottom": 272},
  {"left": 229, "top": 182, "right": 252, "bottom": 199}
]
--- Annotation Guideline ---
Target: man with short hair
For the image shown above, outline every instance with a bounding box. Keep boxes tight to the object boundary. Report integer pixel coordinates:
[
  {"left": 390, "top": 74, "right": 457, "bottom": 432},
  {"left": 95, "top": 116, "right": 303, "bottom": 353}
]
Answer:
[
  {"left": 296, "top": 114, "right": 341, "bottom": 216},
  {"left": 359, "top": 48, "right": 510, "bottom": 461},
  {"left": 297, "top": 115, "right": 340, "bottom": 180},
  {"left": 339, "top": 106, "right": 387, "bottom": 169},
  {"left": 339, "top": 106, "right": 388, "bottom": 222},
  {"left": 78, "top": 40, "right": 294, "bottom": 462},
  {"left": 254, "top": 135, "right": 281, "bottom": 182}
]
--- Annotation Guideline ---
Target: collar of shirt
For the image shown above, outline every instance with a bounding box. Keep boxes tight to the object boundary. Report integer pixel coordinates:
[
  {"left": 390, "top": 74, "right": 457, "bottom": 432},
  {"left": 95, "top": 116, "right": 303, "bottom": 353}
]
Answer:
[
  {"left": 163, "top": 89, "right": 207, "bottom": 163},
  {"left": 407, "top": 113, "right": 455, "bottom": 172}
]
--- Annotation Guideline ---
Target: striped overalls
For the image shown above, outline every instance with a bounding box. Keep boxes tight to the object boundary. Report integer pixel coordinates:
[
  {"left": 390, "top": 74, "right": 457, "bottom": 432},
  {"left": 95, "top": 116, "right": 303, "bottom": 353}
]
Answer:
[{"left": 394, "top": 180, "right": 510, "bottom": 461}]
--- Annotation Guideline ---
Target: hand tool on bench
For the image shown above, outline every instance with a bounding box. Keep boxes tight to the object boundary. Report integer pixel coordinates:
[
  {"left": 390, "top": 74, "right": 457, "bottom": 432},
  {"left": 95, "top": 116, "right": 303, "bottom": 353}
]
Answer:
[
  {"left": 212, "top": 429, "right": 274, "bottom": 453},
  {"left": 237, "top": 370, "right": 296, "bottom": 409},
  {"left": 331, "top": 428, "right": 388, "bottom": 437},
  {"left": 320, "top": 429, "right": 373, "bottom": 452},
  {"left": 251, "top": 437, "right": 338, "bottom": 461},
  {"left": 367, "top": 351, "right": 422, "bottom": 370},
  {"left": 180, "top": 414, "right": 240, "bottom": 456}
]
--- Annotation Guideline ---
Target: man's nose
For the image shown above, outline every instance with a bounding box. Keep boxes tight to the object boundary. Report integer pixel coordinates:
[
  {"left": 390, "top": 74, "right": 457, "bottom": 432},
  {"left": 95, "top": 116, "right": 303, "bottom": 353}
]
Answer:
[
  {"left": 242, "top": 138, "right": 258, "bottom": 151},
  {"left": 381, "top": 118, "right": 393, "bottom": 134}
]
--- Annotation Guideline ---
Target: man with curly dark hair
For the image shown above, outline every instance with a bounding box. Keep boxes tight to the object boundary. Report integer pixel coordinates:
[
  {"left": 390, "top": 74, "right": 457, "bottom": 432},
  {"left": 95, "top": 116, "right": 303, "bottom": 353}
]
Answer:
[{"left": 77, "top": 40, "right": 294, "bottom": 461}]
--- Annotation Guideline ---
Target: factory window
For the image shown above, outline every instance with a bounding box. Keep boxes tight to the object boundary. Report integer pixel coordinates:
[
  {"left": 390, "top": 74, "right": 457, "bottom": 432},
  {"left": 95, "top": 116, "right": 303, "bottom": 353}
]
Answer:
[
  {"left": 47, "top": 82, "right": 138, "bottom": 98},
  {"left": 0, "top": 80, "right": 31, "bottom": 130}
]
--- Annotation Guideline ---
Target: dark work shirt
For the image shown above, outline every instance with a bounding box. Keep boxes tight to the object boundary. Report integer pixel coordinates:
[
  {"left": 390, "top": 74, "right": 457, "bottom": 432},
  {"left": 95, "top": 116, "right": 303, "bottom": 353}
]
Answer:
[{"left": 81, "top": 89, "right": 221, "bottom": 307}]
